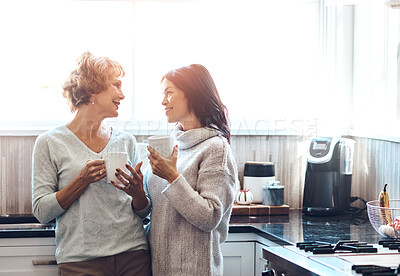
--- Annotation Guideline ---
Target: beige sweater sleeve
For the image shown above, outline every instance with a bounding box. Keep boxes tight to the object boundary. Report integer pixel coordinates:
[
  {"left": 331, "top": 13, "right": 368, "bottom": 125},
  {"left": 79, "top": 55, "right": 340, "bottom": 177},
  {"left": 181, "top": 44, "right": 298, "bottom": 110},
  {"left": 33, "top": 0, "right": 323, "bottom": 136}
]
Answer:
[{"left": 161, "top": 142, "right": 237, "bottom": 232}]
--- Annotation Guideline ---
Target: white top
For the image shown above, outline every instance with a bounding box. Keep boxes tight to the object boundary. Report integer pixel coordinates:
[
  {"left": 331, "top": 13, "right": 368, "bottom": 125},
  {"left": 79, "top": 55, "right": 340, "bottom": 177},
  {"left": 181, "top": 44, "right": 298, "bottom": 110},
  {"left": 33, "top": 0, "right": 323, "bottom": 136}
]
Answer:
[{"left": 32, "top": 125, "right": 150, "bottom": 263}]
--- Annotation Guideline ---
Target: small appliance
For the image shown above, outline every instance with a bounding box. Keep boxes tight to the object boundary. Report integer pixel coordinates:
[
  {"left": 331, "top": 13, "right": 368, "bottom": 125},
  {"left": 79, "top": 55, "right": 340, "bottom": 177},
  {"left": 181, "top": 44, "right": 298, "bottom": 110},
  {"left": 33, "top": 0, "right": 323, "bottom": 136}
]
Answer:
[
  {"left": 243, "top": 162, "right": 275, "bottom": 203},
  {"left": 302, "top": 136, "right": 355, "bottom": 216}
]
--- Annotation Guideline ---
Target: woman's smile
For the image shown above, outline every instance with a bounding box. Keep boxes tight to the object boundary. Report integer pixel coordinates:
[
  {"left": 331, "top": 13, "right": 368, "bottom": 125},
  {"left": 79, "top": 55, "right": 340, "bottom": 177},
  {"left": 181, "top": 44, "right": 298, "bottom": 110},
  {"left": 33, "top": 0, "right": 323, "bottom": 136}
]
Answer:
[
  {"left": 113, "top": 101, "right": 120, "bottom": 109},
  {"left": 165, "top": 107, "right": 172, "bottom": 114}
]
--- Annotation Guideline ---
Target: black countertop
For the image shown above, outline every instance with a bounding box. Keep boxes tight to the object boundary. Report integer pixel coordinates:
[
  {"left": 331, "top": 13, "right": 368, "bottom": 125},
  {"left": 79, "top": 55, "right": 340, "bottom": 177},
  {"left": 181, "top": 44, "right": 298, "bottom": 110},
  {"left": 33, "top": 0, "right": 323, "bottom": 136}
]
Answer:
[
  {"left": 0, "top": 210, "right": 382, "bottom": 244},
  {"left": 0, "top": 214, "right": 41, "bottom": 224},
  {"left": 228, "top": 209, "right": 382, "bottom": 245},
  {"left": 0, "top": 215, "right": 55, "bottom": 238}
]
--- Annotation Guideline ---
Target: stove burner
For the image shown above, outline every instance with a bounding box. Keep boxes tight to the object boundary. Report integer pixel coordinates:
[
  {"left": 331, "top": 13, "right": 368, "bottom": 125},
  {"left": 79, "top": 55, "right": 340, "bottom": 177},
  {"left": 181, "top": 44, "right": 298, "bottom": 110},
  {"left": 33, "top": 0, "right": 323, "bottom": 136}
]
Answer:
[
  {"left": 296, "top": 240, "right": 378, "bottom": 254},
  {"left": 352, "top": 264, "right": 400, "bottom": 276},
  {"left": 379, "top": 239, "right": 400, "bottom": 252}
]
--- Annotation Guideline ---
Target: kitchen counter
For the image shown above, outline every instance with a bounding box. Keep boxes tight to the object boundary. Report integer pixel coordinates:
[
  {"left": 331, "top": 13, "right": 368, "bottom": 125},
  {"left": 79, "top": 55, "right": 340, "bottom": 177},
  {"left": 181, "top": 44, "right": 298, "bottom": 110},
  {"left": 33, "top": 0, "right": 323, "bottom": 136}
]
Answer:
[
  {"left": 0, "top": 210, "right": 382, "bottom": 244},
  {"left": 252, "top": 211, "right": 397, "bottom": 275},
  {"left": 0, "top": 210, "right": 388, "bottom": 276},
  {"left": 229, "top": 209, "right": 382, "bottom": 245},
  {"left": 0, "top": 215, "right": 55, "bottom": 238}
]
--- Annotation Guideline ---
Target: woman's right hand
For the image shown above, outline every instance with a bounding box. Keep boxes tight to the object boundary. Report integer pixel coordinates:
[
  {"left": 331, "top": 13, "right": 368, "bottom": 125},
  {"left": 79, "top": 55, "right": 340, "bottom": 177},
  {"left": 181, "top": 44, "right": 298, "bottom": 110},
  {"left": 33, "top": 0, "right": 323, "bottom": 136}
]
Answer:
[
  {"left": 77, "top": 159, "right": 106, "bottom": 186},
  {"left": 56, "top": 159, "right": 106, "bottom": 210}
]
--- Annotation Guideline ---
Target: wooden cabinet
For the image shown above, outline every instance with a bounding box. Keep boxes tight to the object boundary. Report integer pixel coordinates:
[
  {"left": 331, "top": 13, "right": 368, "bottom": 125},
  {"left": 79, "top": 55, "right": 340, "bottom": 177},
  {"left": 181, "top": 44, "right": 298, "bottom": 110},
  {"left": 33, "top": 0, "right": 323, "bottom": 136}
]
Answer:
[{"left": 0, "top": 237, "right": 57, "bottom": 276}]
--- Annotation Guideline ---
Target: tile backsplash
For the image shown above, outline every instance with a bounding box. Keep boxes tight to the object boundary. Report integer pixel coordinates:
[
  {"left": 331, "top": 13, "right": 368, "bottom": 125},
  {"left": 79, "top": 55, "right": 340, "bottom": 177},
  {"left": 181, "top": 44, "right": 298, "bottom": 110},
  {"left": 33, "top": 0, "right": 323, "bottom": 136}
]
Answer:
[{"left": 0, "top": 135, "right": 399, "bottom": 215}]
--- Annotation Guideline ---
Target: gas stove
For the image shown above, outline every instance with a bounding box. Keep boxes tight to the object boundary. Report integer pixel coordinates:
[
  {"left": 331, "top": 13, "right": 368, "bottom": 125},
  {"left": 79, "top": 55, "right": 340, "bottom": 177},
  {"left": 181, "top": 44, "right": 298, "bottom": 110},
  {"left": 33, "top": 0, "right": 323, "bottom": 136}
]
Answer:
[{"left": 263, "top": 239, "right": 400, "bottom": 276}]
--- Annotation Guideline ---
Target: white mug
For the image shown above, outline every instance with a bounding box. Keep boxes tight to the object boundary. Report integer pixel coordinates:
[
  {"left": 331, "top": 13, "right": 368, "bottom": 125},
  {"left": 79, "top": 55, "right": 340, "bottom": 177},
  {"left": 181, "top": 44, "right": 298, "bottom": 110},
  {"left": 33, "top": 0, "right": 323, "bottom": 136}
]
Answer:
[
  {"left": 103, "top": 152, "right": 129, "bottom": 184},
  {"left": 148, "top": 134, "right": 174, "bottom": 158}
]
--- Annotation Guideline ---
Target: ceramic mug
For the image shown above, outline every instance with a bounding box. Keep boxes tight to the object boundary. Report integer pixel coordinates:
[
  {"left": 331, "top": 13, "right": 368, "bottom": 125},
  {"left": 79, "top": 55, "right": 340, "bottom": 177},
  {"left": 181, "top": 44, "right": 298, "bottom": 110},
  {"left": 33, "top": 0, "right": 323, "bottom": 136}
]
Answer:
[
  {"left": 148, "top": 134, "right": 174, "bottom": 158},
  {"left": 103, "top": 152, "right": 129, "bottom": 184}
]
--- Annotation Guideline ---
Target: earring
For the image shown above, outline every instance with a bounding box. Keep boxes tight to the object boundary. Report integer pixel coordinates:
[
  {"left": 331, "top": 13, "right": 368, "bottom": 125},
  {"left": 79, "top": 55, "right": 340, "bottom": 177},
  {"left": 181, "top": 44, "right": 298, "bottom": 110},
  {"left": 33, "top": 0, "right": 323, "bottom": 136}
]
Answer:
[{"left": 92, "top": 97, "right": 95, "bottom": 105}]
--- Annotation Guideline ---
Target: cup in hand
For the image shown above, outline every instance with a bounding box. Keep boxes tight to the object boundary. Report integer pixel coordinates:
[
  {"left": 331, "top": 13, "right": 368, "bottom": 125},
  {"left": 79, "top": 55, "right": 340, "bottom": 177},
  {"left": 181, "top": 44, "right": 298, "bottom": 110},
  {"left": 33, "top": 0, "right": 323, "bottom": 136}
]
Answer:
[
  {"left": 104, "top": 152, "right": 129, "bottom": 184},
  {"left": 148, "top": 134, "right": 174, "bottom": 158}
]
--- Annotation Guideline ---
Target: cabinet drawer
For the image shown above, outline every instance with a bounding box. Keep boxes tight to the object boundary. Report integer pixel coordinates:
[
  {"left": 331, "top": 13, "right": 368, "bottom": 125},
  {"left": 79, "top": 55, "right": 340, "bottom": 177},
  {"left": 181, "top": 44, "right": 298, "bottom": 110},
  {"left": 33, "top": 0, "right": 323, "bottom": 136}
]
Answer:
[
  {"left": 0, "top": 245, "right": 57, "bottom": 276},
  {"left": 0, "top": 245, "right": 55, "bottom": 257},
  {"left": 0, "top": 255, "right": 58, "bottom": 276}
]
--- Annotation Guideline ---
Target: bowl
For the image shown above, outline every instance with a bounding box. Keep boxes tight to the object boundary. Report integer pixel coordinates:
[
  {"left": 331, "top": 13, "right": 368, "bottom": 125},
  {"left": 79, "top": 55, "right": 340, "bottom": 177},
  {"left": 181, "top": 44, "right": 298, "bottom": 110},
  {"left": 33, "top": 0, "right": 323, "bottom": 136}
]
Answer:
[{"left": 367, "top": 199, "right": 400, "bottom": 238}]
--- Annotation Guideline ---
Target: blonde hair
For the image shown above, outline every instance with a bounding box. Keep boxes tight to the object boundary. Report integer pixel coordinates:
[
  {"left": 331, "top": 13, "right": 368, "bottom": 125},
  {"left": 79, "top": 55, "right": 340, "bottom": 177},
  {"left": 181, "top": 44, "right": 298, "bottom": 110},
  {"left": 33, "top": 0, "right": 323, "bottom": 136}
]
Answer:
[{"left": 62, "top": 51, "right": 125, "bottom": 112}]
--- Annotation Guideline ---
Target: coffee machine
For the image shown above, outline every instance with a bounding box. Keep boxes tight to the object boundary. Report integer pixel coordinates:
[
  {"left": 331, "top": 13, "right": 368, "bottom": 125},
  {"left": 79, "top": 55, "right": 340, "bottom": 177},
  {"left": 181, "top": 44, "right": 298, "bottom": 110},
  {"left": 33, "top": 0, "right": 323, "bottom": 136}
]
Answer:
[{"left": 302, "top": 137, "right": 355, "bottom": 216}]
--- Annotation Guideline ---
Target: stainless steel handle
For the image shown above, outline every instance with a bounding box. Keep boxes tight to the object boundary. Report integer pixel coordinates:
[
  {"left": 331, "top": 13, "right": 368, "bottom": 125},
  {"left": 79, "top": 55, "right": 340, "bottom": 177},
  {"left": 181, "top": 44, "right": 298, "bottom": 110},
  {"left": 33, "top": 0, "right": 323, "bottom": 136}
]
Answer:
[
  {"left": 262, "top": 269, "right": 276, "bottom": 276},
  {"left": 32, "top": 259, "right": 57, "bottom": 266}
]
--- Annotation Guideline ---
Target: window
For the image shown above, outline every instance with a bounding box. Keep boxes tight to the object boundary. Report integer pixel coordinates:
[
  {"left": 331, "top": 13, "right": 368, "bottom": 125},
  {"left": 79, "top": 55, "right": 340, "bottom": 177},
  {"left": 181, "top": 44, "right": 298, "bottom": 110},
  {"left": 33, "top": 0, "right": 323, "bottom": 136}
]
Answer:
[
  {"left": 0, "top": 0, "right": 134, "bottom": 127},
  {"left": 134, "top": 0, "right": 321, "bottom": 121},
  {"left": 0, "top": 0, "right": 328, "bottom": 136},
  {"left": 351, "top": 1, "right": 400, "bottom": 139}
]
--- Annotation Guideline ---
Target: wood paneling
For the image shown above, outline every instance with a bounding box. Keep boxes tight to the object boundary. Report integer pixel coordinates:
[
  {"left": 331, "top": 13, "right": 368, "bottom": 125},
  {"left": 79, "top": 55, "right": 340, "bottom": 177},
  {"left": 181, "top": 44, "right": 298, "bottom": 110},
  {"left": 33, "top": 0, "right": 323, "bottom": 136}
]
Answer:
[
  {"left": 1, "top": 135, "right": 399, "bottom": 215},
  {"left": 351, "top": 137, "right": 400, "bottom": 207},
  {"left": 0, "top": 136, "right": 36, "bottom": 215},
  {"left": 230, "top": 136, "right": 308, "bottom": 209}
]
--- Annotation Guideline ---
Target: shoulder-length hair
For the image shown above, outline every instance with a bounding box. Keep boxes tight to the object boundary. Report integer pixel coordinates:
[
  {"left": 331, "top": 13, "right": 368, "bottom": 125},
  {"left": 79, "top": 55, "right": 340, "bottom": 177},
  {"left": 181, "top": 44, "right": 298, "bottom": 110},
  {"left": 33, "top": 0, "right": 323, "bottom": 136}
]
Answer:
[
  {"left": 162, "top": 64, "right": 230, "bottom": 143},
  {"left": 62, "top": 51, "right": 125, "bottom": 112}
]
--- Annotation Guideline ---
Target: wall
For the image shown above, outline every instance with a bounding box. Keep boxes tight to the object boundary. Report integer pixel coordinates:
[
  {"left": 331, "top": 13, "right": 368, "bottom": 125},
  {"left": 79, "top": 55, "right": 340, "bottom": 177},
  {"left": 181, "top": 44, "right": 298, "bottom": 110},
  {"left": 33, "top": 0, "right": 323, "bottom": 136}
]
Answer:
[
  {"left": 0, "top": 135, "right": 399, "bottom": 215},
  {"left": 351, "top": 137, "right": 400, "bottom": 206},
  {"left": 0, "top": 136, "right": 36, "bottom": 215}
]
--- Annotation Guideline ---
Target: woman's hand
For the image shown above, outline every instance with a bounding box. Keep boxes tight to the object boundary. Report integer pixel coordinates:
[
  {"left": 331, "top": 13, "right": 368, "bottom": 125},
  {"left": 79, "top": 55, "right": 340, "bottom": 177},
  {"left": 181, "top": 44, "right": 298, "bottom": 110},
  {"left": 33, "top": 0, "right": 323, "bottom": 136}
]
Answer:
[
  {"left": 77, "top": 159, "right": 106, "bottom": 187},
  {"left": 112, "top": 162, "right": 148, "bottom": 210},
  {"left": 56, "top": 159, "right": 106, "bottom": 210},
  {"left": 148, "top": 145, "right": 180, "bottom": 183}
]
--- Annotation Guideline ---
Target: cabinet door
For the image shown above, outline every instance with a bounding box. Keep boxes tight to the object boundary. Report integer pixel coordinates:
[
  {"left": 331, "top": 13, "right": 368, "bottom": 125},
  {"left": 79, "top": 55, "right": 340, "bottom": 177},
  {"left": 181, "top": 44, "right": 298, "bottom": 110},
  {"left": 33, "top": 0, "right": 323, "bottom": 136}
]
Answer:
[
  {"left": 221, "top": 241, "right": 254, "bottom": 276},
  {"left": 255, "top": 242, "right": 269, "bottom": 276}
]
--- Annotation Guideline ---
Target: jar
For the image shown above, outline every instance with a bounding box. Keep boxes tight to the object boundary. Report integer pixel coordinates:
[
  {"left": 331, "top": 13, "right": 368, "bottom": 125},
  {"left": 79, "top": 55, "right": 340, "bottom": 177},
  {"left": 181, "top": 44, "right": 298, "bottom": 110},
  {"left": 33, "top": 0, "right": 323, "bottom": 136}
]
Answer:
[{"left": 262, "top": 181, "right": 284, "bottom": 206}]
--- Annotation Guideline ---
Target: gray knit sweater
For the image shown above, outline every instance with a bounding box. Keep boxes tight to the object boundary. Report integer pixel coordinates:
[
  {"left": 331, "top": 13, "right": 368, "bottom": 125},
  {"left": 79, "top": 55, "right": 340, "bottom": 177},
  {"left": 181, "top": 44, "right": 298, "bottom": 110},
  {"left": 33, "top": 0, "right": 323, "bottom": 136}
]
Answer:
[{"left": 144, "top": 125, "right": 238, "bottom": 276}]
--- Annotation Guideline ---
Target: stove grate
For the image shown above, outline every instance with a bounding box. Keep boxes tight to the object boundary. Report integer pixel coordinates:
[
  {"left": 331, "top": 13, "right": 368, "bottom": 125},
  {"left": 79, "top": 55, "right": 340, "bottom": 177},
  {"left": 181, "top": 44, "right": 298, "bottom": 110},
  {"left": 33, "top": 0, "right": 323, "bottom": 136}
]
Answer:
[
  {"left": 379, "top": 239, "right": 400, "bottom": 252},
  {"left": 296, "top": 240, "right": 377, "bottom": 254},
  {"left": 352, "top": 264, "right": 400, "bottom": 276}
]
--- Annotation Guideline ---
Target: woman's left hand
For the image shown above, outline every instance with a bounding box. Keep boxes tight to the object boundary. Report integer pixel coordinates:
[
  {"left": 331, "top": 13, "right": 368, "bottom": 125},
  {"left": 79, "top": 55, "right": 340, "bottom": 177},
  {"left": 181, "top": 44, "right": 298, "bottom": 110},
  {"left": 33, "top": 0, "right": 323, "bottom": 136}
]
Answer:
[{"left": 148, "top": 145, "right": 180, "bottom": 183}]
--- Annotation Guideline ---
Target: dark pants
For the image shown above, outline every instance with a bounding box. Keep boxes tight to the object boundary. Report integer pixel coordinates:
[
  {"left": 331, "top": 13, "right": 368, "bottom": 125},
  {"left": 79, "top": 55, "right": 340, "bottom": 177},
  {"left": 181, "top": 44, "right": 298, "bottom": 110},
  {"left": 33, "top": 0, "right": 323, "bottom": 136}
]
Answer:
[{"left": 58, "top": 249, "right": 151, "bottom": 276}]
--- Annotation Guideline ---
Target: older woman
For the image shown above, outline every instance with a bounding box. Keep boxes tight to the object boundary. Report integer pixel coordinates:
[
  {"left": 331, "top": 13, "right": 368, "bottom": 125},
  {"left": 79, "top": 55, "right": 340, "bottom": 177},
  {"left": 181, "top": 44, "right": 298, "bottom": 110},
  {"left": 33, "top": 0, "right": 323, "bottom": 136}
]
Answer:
[
  {"left": 115, "top": 64, "right": 238, "bottom": 276},
  {"left": 32, "top": 52, "right": 151, "bottom": 276}
]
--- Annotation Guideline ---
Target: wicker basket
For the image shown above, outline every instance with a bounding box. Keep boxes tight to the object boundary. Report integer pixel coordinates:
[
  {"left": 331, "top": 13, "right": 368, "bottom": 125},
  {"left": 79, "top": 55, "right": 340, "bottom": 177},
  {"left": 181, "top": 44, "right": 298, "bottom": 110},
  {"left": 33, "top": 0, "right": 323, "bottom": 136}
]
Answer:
[{"left": 366, "top": 199, "right": 400, "bottom": 238}]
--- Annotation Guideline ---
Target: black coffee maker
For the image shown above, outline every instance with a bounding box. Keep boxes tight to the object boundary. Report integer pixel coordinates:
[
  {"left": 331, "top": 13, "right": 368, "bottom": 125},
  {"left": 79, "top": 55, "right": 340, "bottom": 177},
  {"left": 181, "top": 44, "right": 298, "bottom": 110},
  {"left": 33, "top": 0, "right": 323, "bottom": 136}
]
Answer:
[{"left": 302, "top": 137, "right": 355, "bottom": 216}]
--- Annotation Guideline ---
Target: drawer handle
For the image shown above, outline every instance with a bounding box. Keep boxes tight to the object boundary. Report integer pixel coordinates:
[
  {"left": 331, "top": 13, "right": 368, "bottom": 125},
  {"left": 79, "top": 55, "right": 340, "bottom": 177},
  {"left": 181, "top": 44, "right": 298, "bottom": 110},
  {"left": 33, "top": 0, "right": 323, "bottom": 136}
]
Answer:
[{"left": 32, "top": 259, "right": 57, "bottom": 266}]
